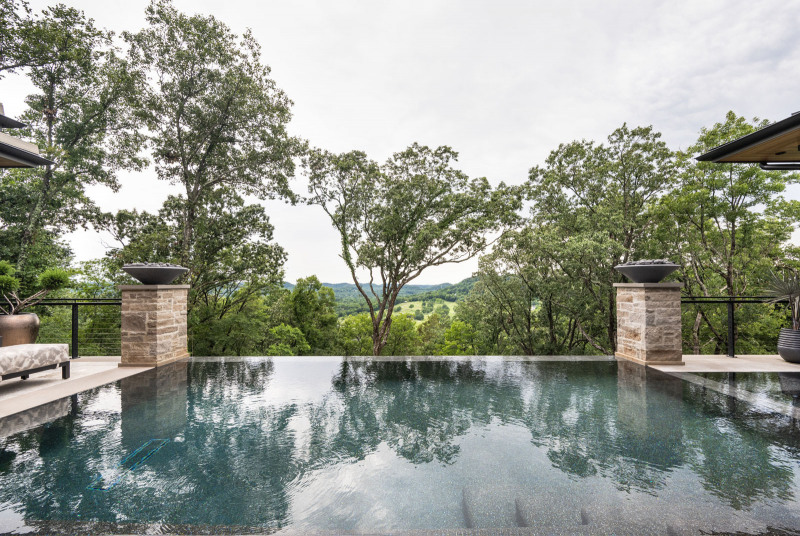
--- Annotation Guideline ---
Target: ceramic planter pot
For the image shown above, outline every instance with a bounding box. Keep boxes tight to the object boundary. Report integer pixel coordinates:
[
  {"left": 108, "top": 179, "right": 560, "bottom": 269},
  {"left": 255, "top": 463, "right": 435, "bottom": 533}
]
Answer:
[
  {"left": 777, "top": 328, "right": 800, "bottom": 363},
  {"left": 122, "top": 264, "right": 189, "bottom": 285},
  {"left": 614, "top": 262, "right": 680, "bottom": 283},
  {"left": 0, "top": 313, "right": 40, "bottom": 346}
]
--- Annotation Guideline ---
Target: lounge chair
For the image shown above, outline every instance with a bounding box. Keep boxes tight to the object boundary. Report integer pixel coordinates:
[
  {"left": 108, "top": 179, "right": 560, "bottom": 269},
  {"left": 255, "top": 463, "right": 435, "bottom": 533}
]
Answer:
[{"left": 0, "top": 344, "right": 70, "bottom": 381}]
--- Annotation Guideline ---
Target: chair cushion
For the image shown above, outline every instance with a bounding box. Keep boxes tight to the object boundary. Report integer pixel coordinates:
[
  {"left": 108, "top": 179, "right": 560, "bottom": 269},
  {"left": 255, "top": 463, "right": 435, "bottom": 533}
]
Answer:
[{"left": 0, "top": 344, "right": 69, "bottom": 376}]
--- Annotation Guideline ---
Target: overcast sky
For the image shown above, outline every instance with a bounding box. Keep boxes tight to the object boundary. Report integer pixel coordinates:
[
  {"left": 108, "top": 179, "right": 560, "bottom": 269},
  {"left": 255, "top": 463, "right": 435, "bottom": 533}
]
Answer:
[{"left": 4, "top": 0, "right": 800, "bottom": 284}]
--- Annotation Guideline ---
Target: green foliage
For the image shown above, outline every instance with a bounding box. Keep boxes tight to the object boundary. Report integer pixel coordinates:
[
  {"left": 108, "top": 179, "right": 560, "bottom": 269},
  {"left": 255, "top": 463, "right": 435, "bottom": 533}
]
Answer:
[
  {"left": 0, "top": 275, "right": 20, "bottom": 296},
  {"left": 382, "top": 314, "right": 420, "bottom": 356},
  {"left": 417, "top": 313, "right": 451, "bottom": 355},
  {"left": 441, "top": 320, "right": 479, "bottom": 355},
  {"left": 34, "top": 261, "right": 122, "bottom": 356},
  {"left": 288, "top": 276, "right": 338, "bottom": 354},
  {"left": 109, "top": 191, "right": 288, "bottom": 354},
  {"left": 123, "top": 0, "right": 298, "bottom": 268},
  {"left": 336, "top": 313, "right": 420, "bottom": 356},
  {"left": 0, "top": 261, "right": 71, "bottom": 315},
  {"left": 336, "top": 313, "right": 374, "bottom": 356},
  {"left": 0, "top": 261, "right": 14, "bottom": 277},
  {"left": 663, "top": 112, "right": 799, "bottom": 353},
  {"left": 0, "top": 3, "right": 145, "bottom": 277},
  {"left": 37, "top": 268, "right": 70, "bottom": 291},
  {"left": 520, "top": 123, "right": 678, "bottom": 355},
  {"left": 266, "top": 324, "right": 310, "bottom": 356},
  {"left": 306, "top": 143, "right": 520, "bottom": 355},
  {"left": 92, "top": 1, "right": 300, "bottom": 354},
  {"left": 334, "top": 280, "right": 473, "bottom": 316}
]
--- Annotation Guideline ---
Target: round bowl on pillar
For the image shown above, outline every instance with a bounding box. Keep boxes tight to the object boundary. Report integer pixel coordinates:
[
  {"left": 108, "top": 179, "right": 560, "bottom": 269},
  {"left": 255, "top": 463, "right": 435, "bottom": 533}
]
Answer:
[
  {"left": 614, "top": 259, "right": 680, "bottom": 284},
  {"left": 122, "top": 263, "right": 189, "bottom": 285}
]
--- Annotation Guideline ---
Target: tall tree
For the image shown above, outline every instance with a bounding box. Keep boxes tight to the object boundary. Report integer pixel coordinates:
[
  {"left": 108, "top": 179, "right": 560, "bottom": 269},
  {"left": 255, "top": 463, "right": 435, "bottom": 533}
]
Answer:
[
  {"left": 123, "top": 0, "right": 298, "bottom": 269},
  {"left": 106, "top": 188, "right": 287, "bottom": 355},
  {"left": 306, "top": 143, "right": 520, "bottom": 355},
  {"left": 662, "top": 112, "right": 800, "bottom": 354},
  {"left": 287, "top": 276, "right": 338, "bottom": 355},
  {"left": 0, "top": 0, "right": 30, "bottom": 76},
  {"left": 0, "top": 4, "right": 144, "bottom": 281},
  {"left": 522, "top": 124, "right": 677, "bottom": 354}
]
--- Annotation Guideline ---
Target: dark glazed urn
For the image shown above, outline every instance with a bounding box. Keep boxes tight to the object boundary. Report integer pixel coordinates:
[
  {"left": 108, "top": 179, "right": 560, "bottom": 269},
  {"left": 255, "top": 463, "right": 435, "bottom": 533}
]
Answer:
[
  {"left": 122, "top": 263, "right": 189, "bottom": 285},
  {"left": 0, "top": 313, "right": 40, "bottom": 346},
  {"left": 777, "top": 328, "right": 800, "bottom": 363},
  {"left": 614, "top": 260, "right": 680, "bottom": 283}
]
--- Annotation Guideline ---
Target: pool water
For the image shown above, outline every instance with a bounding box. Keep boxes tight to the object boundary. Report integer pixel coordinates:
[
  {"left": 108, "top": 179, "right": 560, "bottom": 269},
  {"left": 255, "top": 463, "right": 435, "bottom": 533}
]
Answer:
[{"left": 1, "top": 357, "right": 800, "bottom": 534}]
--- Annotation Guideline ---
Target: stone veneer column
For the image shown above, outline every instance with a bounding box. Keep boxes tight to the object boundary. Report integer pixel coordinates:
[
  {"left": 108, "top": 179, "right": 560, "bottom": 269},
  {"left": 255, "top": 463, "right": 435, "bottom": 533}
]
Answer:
[
  {"left": 119, "top": 285, "right": 190, "bottom": 367},
  {"left": 614, "top": 282, "right": 683, "bottom": 366}
]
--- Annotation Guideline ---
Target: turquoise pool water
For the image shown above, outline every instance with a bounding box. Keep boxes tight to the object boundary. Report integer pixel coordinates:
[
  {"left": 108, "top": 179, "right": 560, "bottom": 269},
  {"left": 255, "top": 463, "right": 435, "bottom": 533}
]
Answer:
[{"left": 1, "top": 357, "right": 800, "bottom": 534}]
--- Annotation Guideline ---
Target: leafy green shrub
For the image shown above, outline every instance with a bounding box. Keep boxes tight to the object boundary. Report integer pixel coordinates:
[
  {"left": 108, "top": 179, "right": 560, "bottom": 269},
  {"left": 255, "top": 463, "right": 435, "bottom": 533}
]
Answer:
[
  {"left": 0, "top": 275, "right": 20, "bottom": 295},
  {"left": 0, "top": 261, "right": 14, "bottom": 277},
  {"left": 0, "top": 261, "right": 72, "bottom": 315},
  {"left": 38, "top": 269, "right": 71, "bottom": 291}
]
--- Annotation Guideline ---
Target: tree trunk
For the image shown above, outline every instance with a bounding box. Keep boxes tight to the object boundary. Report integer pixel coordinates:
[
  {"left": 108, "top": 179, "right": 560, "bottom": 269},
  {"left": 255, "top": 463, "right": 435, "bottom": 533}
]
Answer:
[{"left": 692, "top": 310, "right": 702, "bottom": 355}]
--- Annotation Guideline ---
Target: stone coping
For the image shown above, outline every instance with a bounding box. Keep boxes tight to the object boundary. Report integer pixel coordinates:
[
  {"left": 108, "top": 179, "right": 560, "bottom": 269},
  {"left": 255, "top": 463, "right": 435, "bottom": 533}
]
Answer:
[
  {"left": 118, "top": 284, "right": 191, "bottom": 290},
  {"left": 188, "top": 355, "right": 618, "bottom": 363},
  {"left": 612, "top": 282, "right": 683, "bottom": 288}
]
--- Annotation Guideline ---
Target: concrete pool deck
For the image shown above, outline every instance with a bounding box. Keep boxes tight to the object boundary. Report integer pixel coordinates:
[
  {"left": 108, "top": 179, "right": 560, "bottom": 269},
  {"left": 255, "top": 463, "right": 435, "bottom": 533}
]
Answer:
[
  {"left": 651, "top": 353, "right": 800, "bottom": 373},
  {"left": 0, "top": 356, "right": 150, "bottom": 419}
]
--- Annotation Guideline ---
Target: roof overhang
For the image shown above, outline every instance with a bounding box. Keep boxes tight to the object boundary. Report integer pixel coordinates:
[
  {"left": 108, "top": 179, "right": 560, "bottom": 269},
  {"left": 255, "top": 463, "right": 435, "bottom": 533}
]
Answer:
[
  {"left": 0, "top": 115, "right": 25, "bottom": 129},
  {"left": 0, "top": 103, "right": 26, "bottom": 129},
  {"left": 0, "top": 132, "right": 53, "bottom": 168},
  {"left": 696, "top": 112, "right": 800, "bottom": 170}
]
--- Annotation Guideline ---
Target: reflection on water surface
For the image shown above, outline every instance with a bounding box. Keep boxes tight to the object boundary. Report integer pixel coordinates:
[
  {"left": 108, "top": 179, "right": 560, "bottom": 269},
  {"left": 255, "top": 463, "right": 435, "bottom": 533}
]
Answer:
[{"left": 0, "top": 357, "right": 799, "bottom": 534}]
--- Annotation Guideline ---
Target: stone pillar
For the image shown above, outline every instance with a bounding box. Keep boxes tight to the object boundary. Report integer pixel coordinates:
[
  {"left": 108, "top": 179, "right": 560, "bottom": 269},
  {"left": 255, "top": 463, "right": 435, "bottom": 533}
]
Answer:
[
  {"left": 119, "top": 285, "right": 190, "bottom": 367},
  {"left": 614, "top": 282, "right": 683, "bottom": 366}
]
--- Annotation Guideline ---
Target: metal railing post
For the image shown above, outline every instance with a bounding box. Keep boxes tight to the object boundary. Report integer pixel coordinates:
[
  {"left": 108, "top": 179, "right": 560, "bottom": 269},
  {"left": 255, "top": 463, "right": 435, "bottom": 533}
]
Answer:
[
  {"left": 71, "top": 303, "right": 79, "bottom": 359},
  {"left": 727, "top": 299, "right": 735, "bottom": 358}
]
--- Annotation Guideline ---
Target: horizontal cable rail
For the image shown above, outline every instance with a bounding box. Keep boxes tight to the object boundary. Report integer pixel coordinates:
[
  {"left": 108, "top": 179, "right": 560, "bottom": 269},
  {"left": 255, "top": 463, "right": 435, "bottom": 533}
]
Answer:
[
  {"left": 679, "top": 296, "right": 786, "bottom": 358},
  {"left": 32, "top": 299, "right": 121, "bottom": 359}
]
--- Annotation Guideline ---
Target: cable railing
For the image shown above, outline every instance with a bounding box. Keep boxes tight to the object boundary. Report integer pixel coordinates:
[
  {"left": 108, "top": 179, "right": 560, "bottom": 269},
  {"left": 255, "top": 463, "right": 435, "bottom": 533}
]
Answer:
[
  {"left": 32, "top": 298, "right": 121, "bottom": 359},
  {"left": 680, "top": 295, "right": 785, "bottom": 358}
]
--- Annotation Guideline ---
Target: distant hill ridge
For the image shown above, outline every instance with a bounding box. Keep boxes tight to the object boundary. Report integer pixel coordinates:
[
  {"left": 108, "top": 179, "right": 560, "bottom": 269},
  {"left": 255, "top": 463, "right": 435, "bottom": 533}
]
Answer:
[
  {"left": 282, "top": 278, "right": 477, "bottom": 317},
  {"left": 284, "top": 280, "right": 460, "bottom": 300}
]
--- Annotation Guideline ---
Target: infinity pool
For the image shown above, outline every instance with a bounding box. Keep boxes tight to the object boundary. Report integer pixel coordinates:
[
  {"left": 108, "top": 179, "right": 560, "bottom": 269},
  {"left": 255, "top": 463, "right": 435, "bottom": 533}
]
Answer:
[{"left": 1, "top": 357, "right": 800, "bottom": 534}]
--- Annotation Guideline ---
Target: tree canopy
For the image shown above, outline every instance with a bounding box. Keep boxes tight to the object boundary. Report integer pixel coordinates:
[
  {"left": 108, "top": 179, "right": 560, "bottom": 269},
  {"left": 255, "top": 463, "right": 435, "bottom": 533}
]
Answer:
[{"left": 305, "top": 143, "right": 520, "bottom": 355}]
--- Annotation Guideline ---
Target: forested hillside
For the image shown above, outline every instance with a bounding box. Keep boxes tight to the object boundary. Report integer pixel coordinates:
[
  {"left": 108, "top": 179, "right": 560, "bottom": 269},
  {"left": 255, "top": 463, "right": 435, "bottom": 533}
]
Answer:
[
  {"left": 285, "top": 281, "right": 454, "bottom": 303},
  {"left": 331, "top": 278, "right": 476, "bottom": 316}
]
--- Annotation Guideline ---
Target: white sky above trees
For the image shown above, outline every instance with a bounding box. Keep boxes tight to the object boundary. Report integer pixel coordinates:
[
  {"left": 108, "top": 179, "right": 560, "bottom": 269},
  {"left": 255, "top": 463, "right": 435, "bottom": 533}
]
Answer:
[{"left": 4, "top": 0, "right": 800, "bottom": 284}]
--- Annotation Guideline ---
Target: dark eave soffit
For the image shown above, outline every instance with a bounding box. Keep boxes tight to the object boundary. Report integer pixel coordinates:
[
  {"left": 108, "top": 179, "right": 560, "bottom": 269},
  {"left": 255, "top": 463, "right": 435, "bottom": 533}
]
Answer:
[
  {"left": 0, "top": 141, "right": 54, "bottom": 168},
  {"left": 0, "top": 114, "right": 26, "bottom": 129},
  {"left": 696, "top": 112, "right": 800, "bottom": 170}
]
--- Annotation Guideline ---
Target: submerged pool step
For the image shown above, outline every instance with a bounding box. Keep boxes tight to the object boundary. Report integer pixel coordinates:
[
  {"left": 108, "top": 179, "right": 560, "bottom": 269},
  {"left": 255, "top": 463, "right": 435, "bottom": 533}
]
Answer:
[
  {"left": 86, "top": 439, "right": 169, "bottom": 491},
  {"left": 514, "top": 494, "right": 589, "bottom": 532},
  {"left": 461, "top": 486, "right": 517, "bottom": 529}
]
